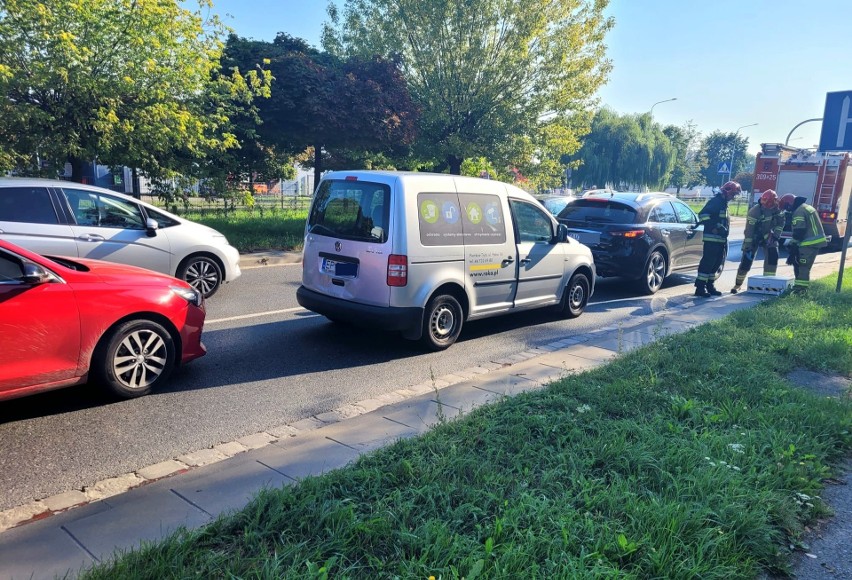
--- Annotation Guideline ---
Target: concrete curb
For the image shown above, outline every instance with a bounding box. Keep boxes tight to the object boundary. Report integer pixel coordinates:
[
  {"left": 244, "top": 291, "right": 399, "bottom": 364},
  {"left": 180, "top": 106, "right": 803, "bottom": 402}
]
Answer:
[{"left": 239, "top": 250, "right": 302, "bottom": 269}]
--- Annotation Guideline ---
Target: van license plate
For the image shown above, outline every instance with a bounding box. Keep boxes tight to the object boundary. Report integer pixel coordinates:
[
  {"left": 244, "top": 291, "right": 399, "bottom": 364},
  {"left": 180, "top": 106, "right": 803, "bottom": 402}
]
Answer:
[{"left": 322, "top": 258, "right": 357, "bottom": 277}]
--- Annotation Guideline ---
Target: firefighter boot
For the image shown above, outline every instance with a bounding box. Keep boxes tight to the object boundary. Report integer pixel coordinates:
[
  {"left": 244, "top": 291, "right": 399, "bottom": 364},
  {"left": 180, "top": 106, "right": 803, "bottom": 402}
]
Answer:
[
  {"left": 730, "top": 285, "right": 741, "bottom": 294},
  {"left": 706, "top": 282, "right": 722, "bottom": 296},
  {"left": 694, "top": 281, "right": 710, "bottom": 297}
]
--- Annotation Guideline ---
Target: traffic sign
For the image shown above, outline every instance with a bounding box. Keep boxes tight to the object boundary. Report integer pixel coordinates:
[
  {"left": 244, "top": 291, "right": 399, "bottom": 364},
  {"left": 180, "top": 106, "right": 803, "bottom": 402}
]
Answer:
[
  {"left": 818, "top": 90, "right": 852, "bottom": 151},
  {"left": 717, "top": 161, "right": 730, "bottom": 174}
]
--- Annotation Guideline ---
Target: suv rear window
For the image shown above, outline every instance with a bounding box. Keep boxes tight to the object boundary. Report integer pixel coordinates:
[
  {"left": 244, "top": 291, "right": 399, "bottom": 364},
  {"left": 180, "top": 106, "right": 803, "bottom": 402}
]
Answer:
[
  {"left": 308, "top": 180, "right": 390, "bottom": 243},
  {"left": 557, "top": 199, "right": 638, "bottom": 224}
]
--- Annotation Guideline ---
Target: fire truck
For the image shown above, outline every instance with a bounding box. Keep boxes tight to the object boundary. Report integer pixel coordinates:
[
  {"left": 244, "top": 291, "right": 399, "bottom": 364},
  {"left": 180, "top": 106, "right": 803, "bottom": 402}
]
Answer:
[{"left": 751, "top": 143, "right": 851, "bottom": 250}]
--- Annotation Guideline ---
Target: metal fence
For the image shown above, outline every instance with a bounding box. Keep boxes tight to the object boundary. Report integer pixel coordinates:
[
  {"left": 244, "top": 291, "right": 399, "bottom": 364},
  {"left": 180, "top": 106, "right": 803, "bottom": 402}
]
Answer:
[{"left": 141, "top": 191, "right": 313, "bottom": 217}]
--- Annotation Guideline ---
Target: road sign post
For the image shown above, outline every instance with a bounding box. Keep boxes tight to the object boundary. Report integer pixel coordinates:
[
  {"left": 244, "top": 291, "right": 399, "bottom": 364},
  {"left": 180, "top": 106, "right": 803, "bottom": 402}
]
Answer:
[{"left": 818, "top": 90, "right": 852, "bottom": 292}]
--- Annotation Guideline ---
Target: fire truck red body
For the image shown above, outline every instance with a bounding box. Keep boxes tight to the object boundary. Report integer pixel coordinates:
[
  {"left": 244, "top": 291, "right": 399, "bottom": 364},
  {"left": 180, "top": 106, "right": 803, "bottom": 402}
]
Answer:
[{"left": 752, "top": 143, "right": 851, "bottom": 249}]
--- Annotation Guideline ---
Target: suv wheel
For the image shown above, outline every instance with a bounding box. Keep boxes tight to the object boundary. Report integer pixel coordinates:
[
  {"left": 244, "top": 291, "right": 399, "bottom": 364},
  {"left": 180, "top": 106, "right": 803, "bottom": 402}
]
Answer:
[{"left": 637, "top": 250, "right": 667, "bottom": 295}]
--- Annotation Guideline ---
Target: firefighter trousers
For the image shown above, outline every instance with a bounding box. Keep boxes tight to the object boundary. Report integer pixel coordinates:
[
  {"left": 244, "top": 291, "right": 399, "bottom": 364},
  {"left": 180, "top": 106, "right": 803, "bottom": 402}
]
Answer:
[
  {"left": 734, "top": 243, "right": 779, "bottom": 287},
  {"left": 792, "top": 246, "right": 820, "bottom": 291},
  {"left": 696, "top": 241, "right": 726, "bottom": 286}
]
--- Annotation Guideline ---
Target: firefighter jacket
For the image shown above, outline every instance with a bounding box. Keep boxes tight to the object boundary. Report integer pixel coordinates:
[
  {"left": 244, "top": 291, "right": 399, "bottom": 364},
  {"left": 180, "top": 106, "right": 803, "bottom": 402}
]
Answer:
[
  {"left": 790, "top": 201, "right": 827, "bottom": 248},
  {"left": 697, "top": 193, "right": 730, "bottom": 244},
  {"left": 742, "top": 204, "right": 784, "bottom": 251}
]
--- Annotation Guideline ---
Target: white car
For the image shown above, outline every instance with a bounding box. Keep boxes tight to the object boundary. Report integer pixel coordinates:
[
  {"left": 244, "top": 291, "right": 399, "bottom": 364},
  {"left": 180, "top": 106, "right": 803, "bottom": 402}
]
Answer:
[{"left": 0, "top": 177, "right": 240, "bottom": 297}]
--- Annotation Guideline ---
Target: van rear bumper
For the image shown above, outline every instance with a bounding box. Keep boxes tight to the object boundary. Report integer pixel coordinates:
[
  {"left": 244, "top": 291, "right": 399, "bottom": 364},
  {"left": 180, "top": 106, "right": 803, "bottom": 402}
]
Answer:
[{"left": 297, "top": 286, "right": 423, "bottom": 335}]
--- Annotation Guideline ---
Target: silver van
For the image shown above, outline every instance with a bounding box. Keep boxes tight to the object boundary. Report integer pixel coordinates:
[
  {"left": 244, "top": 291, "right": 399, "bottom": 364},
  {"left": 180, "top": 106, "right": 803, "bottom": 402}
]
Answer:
[{"left": 296, "top": 171, "right": 595, "bottom": 350}]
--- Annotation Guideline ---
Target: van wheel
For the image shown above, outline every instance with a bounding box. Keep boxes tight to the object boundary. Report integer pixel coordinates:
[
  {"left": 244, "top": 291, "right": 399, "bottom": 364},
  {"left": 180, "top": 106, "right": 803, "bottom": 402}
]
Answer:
[
  {"left": 559, "top": 272, "right": 590, "bottom": 318},
  {"left": 421, "top": 294, "right": 463, "bottom": 351}
]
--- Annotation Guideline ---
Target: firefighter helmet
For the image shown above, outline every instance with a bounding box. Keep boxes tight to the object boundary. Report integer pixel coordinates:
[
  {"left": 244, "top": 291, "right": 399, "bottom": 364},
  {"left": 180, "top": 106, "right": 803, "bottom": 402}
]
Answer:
[
  {"left": 778, "top": 193, "right": 796, "bottom": 211},
  {"left": 759, "top": 189, "right": 778, "bottom": 208},
  {"left": 720, "top": 180, "right": 742, "bottom": 197}
]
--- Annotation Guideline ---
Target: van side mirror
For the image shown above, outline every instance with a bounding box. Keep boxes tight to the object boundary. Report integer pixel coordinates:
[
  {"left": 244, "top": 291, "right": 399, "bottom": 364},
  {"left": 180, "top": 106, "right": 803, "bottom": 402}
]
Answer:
[
  {"left": 146, "top": 217, "right": 159, "bottom": 237},
  {"left": 21, "top": 263, "right": 52, "bottom": 285},
  {"left": 555, "top": 223, "right": 569, "bottom": 243}
]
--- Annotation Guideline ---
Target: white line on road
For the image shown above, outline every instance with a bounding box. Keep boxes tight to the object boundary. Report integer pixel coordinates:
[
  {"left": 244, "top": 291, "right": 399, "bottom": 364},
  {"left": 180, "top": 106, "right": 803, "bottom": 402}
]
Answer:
[{"left": 206, "top": 307, "right": 310, "bottom": 324}]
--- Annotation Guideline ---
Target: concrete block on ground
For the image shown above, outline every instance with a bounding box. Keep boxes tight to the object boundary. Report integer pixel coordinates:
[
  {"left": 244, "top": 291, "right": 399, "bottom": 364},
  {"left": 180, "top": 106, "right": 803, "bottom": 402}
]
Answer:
[
  {"left": 169, "top": 453, "right": 293, "bottom": 517},
  {"left": 318, "top": 413, "right": 420, "bottom": 453},
  {"left": 381, "top": 397, "right": 462, "bottom": 434},
  {"left": 254, "top": 433, "right": 362, "bottom": 481},
  {"left": 62, "top": 485, "right": 211, "bottom": 565}
]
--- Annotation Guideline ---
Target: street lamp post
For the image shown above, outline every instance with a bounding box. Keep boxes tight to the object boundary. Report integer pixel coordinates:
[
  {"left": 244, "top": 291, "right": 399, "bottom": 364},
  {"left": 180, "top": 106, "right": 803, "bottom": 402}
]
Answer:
[
  {"left": 649, "top": 97, "right": 677, "bottom": 115},
  {"left": 728, "top": 123, "right": 758, "bottom": 183}
]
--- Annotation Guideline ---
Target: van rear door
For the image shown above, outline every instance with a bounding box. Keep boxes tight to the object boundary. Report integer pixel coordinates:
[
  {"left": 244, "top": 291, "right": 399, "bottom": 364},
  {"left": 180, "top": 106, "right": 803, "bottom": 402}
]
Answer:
[{"left": 302, "top": 177, "right": 393, "bottom": 307}]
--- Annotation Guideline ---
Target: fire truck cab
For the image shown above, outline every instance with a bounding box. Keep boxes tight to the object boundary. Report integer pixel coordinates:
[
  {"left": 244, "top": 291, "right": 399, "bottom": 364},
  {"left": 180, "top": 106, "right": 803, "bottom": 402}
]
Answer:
[{"left": 752, "top": 143, "right": 851, "bottom": 250}]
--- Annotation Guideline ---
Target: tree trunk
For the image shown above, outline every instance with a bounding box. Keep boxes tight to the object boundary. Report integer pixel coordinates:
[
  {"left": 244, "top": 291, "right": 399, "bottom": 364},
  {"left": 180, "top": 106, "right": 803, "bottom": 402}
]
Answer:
[
  {"left": 447, "top": 154, "right": 462, "bottom": 176},
  {"left": 313, "top": 144, "right": 323, "bottom": 194},
  {"left": 68, "top": 156, "right": 87, "bottom": 183}
]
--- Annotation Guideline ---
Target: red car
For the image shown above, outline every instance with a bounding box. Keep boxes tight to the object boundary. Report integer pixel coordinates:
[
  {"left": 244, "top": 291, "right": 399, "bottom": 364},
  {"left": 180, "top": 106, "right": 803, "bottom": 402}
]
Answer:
[{"left": 0, "top": 239, "right": 206, "bottom": 401}]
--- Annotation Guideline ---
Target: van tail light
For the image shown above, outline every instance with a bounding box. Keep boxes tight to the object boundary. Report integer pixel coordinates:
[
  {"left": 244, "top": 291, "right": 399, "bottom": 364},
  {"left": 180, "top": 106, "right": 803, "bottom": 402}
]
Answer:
[
  {"left": 820, "top": 211, "right": 837, "bottom": 222},
  {"left": 611, "top": 229, "right": 645, "bottom": 238},
  {"left": 387, "top": 254, "right": 408, "bottom": 286}
]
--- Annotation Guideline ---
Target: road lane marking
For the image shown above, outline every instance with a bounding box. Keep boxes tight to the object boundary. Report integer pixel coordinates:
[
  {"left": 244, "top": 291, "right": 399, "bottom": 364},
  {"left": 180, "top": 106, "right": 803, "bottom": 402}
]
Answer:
[{"left": 206, "top": 307, "right": 311, "bottom": 324}]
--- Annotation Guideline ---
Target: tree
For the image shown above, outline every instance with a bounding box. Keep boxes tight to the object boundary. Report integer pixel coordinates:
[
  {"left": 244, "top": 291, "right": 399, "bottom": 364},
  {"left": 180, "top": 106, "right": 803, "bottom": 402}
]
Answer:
[
  {"left": 570, "top": 108, "right": 676, "bottom": 190},
  {"left": 324, "top": 0, "right": 613, "bottom": 176},
  {"left": 698, "top": 131, "right": 750, "bottom": 188},
  {"left": 663, "top": 121, "right": 704, "bottom": 192},
  {"left": 0, "top": 0, "right": 269, "bottom": 182},
  {"left": 227, "top": 33, "right": 419, "bottom": 189}
]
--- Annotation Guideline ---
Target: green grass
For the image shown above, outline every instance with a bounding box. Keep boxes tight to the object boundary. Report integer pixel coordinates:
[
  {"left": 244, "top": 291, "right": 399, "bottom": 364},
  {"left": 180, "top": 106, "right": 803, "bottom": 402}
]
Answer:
[
  {"left": 80, "top": 274, "right": 852, "bottom": 579},
  {"left": 187, "top": 208, "right": 309, "bottom": 253},
  {"left": 684, "top": 199, "right": 750, "bottom": 217}
]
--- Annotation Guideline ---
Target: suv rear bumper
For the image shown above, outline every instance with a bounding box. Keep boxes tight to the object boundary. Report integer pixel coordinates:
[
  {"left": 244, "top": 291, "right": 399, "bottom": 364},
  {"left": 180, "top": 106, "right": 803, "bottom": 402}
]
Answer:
[{"left": 296, "top": 286, "right": 423, "bottom": 334}]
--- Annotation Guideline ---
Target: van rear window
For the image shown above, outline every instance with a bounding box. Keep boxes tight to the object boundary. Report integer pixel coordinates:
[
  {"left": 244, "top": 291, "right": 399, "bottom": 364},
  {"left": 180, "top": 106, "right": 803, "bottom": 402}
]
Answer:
[{"left": 308, "top": 180, "right": 390, "bottom": 243}]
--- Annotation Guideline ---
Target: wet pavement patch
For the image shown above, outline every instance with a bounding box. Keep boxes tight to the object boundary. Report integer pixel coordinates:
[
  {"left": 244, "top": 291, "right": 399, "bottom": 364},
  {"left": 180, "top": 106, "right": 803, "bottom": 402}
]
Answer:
[{"left": 786, "top": 369, "right": 852, "bottom": 399}]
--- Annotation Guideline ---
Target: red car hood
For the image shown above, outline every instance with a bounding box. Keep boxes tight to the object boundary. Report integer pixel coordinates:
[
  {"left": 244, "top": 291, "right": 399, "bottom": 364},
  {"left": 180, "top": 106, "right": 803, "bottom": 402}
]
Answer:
[{"left": 53, "top": 256, "right": 183, "bottom": 287}]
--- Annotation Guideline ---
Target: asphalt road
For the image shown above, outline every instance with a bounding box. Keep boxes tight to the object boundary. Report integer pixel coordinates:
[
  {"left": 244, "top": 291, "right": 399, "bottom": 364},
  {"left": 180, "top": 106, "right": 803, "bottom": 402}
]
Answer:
[{"left": 0, "top": 224, "right": 841, "bottom": 512}]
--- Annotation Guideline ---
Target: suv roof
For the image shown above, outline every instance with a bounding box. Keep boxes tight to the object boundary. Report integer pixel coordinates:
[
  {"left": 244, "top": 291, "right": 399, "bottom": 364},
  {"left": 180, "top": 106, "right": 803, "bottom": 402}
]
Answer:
[{"left": 582, "top": 191, "right": 675, "bottom": 209}]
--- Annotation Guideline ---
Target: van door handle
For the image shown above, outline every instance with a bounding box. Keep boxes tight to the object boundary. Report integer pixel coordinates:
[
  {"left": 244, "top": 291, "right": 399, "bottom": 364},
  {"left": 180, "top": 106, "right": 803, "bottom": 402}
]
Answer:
[
  {"left": 502, "top": 256, "right": 514, "bottom": 265},
  {"left": 519, "top": 258, "right": 531, "bottom": 265},
  {"left": 78, "top": 234, "right": 105, "bottom": 242}
]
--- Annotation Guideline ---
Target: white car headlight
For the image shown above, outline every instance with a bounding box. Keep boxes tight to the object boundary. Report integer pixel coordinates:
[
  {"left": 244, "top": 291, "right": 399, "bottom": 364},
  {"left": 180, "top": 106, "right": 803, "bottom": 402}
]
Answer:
[{"left": 171, "top": 286, "right": 203, "bottom": 307}]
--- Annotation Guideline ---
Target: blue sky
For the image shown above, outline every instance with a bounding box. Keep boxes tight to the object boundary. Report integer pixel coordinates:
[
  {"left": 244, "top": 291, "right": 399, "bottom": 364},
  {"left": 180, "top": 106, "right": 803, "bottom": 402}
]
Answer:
[{"left": 210, "top": 0, "right": 852, "bottom": 154}]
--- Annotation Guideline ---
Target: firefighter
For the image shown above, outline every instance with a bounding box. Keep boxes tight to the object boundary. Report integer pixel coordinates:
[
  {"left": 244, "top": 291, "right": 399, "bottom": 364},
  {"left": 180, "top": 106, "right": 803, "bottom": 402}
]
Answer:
[
  {"left": 778, "top": 193, "right": 827, "bottom": 294},
  {"left": 730, "top": 189, "right": 784, "bottom": 293},
  {"left": 695, "top": 180, "right": 740, "bottom": 297}
]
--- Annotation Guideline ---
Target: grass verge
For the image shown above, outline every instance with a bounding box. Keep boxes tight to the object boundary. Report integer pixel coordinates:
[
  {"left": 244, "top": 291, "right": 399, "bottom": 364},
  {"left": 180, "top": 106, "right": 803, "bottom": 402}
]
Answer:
[
  {"left": 81, "top": 274, "right": 852, "bottom": 579},
  {"left": 187, "top": 208, "right": 308, "bottom": 253}
]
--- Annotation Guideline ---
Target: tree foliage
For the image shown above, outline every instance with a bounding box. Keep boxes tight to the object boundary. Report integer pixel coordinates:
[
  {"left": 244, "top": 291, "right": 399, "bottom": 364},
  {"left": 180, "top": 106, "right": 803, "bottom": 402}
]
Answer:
[
  {"left": 697, "top": 131, "right": 751, "bottom": 188},
  {"left": 663, "top": 121, "right": 704, "bottom": 192},
  {"left": 0, "top": 0, "right": 269, "bottom": 181},
  {"left": 324, "top": 0, "right": 613, "bottom": 177},
  {"left": 226, "top": 33, "right": 419, "bottom": 189},
  {"left": 571, "top": 108, "right": 676, "bottom": 190}
]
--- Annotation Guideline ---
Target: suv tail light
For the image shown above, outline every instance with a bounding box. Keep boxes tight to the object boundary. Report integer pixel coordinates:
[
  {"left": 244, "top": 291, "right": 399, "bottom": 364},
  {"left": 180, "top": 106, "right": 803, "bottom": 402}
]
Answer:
[
  {"left": 611, "top": 229, "right": 645, "bottom": 238},
  {"left": 387, "top": 254, "right": 408, "bottom": 286},
  {"left": 820, "top": 211, "right": 837, "bottom": 222}
]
